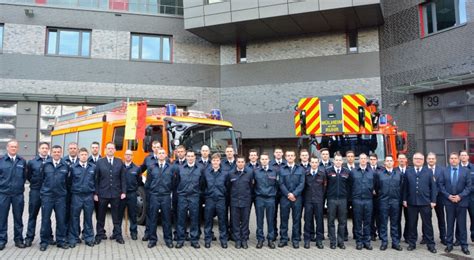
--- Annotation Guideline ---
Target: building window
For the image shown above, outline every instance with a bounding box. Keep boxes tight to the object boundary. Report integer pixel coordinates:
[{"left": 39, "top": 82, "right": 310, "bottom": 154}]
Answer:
[
  {"left": 0, "top": 24, "right": 3, "bottom": 52},
  {"left": 347, "top": 30, "right": 358, "bottom": 53},
  {"left": 130, "top": 34, "right": 172, "bottom": 62},
  {"left": 0, "top": 102, "right": 17, "bottom": 155},
  {"left": 46, "top": 28, "right": 91, "bottom": 57},
  {"left": 421, "top": 0, "right": 467, "bottom": 37},
  {"left": 207, "top": 0, "right": 226, "bottom": 4},
  {"left": 237, "top": 42, "right": 247, "bottom": 63}
]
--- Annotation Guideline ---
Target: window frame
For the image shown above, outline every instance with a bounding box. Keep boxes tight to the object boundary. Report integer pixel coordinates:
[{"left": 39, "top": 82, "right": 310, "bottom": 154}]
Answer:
[
  {"left": 130, "top": 33, "right": 173, "bottom": 63},
  {"left": 420, "top": 0, "right": 467, "bottom": 37},
  {"left": 346, "top": 29, "right": 358, "bottom": 54},
  {"left": 0, "top": 24, "right": 4, "bottom": 53},
  {"left": 45, "top": 27, "right": 92, "bottom": 58}
]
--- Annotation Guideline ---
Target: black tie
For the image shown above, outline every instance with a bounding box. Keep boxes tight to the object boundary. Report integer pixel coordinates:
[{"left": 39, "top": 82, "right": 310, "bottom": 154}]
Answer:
[
  {"left": 109, "top": 158, "right": 113, "bottom": 165},
  {"left": 55, "top": 162, "right": 58, "bottom": 168},
  {"left": 336, "top": 169, "right": 340, "bottom": 174}
]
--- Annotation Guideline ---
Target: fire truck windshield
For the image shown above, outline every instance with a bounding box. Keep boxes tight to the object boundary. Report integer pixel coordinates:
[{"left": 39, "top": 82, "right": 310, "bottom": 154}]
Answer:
[
  {"left": 176, "top": 124, "right": 236, "bottom": 155},
  {"left": 314, "top": 134, "right": 385, "bottom": 159}
]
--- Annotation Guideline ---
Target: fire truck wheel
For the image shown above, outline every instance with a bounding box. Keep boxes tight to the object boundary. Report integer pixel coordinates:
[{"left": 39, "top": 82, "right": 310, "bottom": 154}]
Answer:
[{"left": 137, "top": 186, "right": 147, "bottom": 225}]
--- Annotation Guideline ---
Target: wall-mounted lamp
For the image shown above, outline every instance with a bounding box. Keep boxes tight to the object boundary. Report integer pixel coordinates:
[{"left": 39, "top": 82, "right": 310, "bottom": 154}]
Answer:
[
  {"left": 24, "top": 9, "right": 34, "bottom": 17},
  {"left": 24, "top": 107, "right": 31, "bottom": 112},
  {"left": 389, "top": 100, "right": 408, "bottom": 108}
]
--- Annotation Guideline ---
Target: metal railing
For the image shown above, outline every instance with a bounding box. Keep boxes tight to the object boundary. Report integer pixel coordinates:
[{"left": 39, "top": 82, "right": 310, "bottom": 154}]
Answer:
[{"left": 1, "top": 0, "right": 183, "bottom": 16}]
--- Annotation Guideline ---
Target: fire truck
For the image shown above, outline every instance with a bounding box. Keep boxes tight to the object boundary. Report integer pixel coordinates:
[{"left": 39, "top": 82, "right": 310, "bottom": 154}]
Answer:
[
  {"left": 294, "top": 94, "right": 408, "bottom": 162},
  {"left": 50, "top": 101, "right": 239, "bottom": 224}
]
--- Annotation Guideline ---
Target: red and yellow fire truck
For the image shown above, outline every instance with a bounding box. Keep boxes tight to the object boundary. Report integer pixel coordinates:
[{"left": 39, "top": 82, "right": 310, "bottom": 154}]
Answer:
[{"left": 294, "top": 94, "right": 408, "bottom": 163}]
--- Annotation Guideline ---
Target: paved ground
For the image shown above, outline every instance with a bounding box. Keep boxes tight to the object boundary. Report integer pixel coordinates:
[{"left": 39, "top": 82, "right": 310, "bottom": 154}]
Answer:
[{"left": 0, "top": 188, "right": 473, "bottom": 259}]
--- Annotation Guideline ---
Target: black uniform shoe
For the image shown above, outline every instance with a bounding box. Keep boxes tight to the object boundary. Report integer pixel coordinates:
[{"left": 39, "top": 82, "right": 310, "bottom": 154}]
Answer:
[
  {"left": 40, "top": 245, "right": 47, "bottom": 251},
  {"left": 191, "top": 242, "right": 200, "bottom": 249},
  {"left": 407, "top": 245, "right": 415, "bottom": 251},
  {"left": 330, "top": 244, "right": 336, "bottom": 249},
  {"left": 69, "top": 243, "right": 76, "bottom": 248},
  {"left": 462, "top": 247, "right": 470, "bottom": 255},
  {"left": 49, "top": 240, "right": 57, "bottom": 245},
  {"left": 116, "top": 238, "right": 125, "bottom": 244},
  {"left": 131, "top": 233, "right": 137, "bottom": 240},
  {"left": 268, "top": 241, "right": 275, "bottom": 249},
  {"left": 428, "top": 247, "right": 437, "bottom": 254},
  {"left": 24, "top": 240, "right": 32, "bottom": 247},
  {"left": 85, "top": 242, "right": 94, "bottom": 247},
  {"left": 278, "top": 242, "right": 287, "bottom": 248},
  {"left": 440, "top": 240, "right": 447, "bottom": 246},
  {"left": 205, "top": 242, "right": 211, "bottom": 248},
  {"left": 15, "top": 242, "right": 26, "bottom": 248},
  {"left": 166, "top": 242, "right": 174, "bottom": 248},
  {"left": 356, "top": 244, "right": 363, "bottom": 250},
  {"left": 221, "top": 243, "right": 228, "bottom": 249},
  {"left": 392, "top": 245, "right": 402, "bottom": 251},
  {"left": 94, "top": 239, "right": 102, "bottom": 245},
  {"left": 338, "top": 243, "right": 346, "bottom": 249},
  {"left": 175, "top": 243, "right": 183, "bottom": 249},
  {"left": 235, "top": 242, "right": 241, "bottom": 249},
  {"left": 454, "top": 241, "right": 461, "bottom": 246},
  {"left": 316, "top": 242, "right": 324, "bottom": 249},
  {"left": 304, "top": 242, "right": 310, "bottom": 249},
  {"left": 292, "top": 243, "right": 299, "bottom": 249},
  {"left": 371, "top": 235, "right": 377, "bottom": 242},
  {"left": 444, "top": 246, "right": 453, "bottom": 253},
  {"left": 142, "top": 235, "right": 149, "bottom": 241},
  {"left": 420, "top": 239, "right": 427, "bottom": 245},
  {"left": 364, "top": 244, "right": 373, "bottom": 250},
  {"left": 148, "top": 242, "right": 156, "bottom": 248},
  {"left": 380, "top": 244, "right": 387, "bottom": 251},
  {"left": 58, "top": 244, "right": 69, "bottom": 249},
  {"left": 242, "top": 241, "right": 248, "bottom": 249},
  {"left": 344, "top": 237, "right": 348, "bottom": 242},
  {"left": 212, "top": 234, "right": 217, "bottom": 241},
  {"left": 0, "top": 244, "right": 5, "bottom": 250},
  {"left": 256, "top": 241, "right": 263, "bottom": 249},
  {"left": 310, "top": 237, "right": 317, "bottom": 242}
]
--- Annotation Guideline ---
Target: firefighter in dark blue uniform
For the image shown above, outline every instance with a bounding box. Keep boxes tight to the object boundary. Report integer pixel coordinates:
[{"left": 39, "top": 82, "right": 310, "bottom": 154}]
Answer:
[
  {"left": 319, "top": 148, "right": 333, "bottom": 168},
  {"left": 397, "top": 153, "right": 409, "bottom": 242},
  {"left": 303, "top": 156, "right": 326, "bottom": 249},
  {"left": 375, "top": 155, "right": 403, "bottom": 251},
  {"left": 254, "top": 153, "right": 278, "bottom": 249},
  {"left": 175, "top": 150, "right": 203, "bottom": 248},
  {"left": 25, "top": 142, "right": 50, "bottom": 247},
  {"left": 439, "top": 152, "right": 471, "bottom": 256},
  {"left": 139, "top": 141, "right": 161, "bottom": 241},
  {"left": 426, "top": 152, "right": 446, "bottom": 245},
  {"left": 270, "top": 147, "right": 286, "bottom": 242},
  {"left": 229, "top": 155, "right": 254, "bottom": 249},
  {"left": 63, "top": 142, "right": 79, "bottom": 244},
  {"left": 403, "top": 152, "right": 437, "bottom": 253},
  {"left": 0, "top": 140, "right": 27, "bottom": 250},
  {"left": 460, "top": 150, "right": 474, "bottom": 243},
  {"left": 87, "top": 141, "right": 101, "bottom": 165},
  {"left": 120, "top": 150, "right": 141, "bottom": 241},
  {"left": 350, "top": 153, "right": 374, "bottom": 250},
  {"left": 343, "top": 150, "right": 357, "bottom": 241},
  {"left": 172, "top": 145, "right": 187, "bottom": 241},
  {"left": 246, "top": 149, "right": 260, "bottom": 172},
  {"left": 222, "top": 145, "right": 236, "bottom": 240},
  {"left": 326, "top": 152, "right": 350, "bottom": 249},
  {"left": 197, "top": 145, "right": 211, "bottom": 241},
  {"left": 278, "top": 150, "right": 305, "bottom": 249},
  {"left": 39, "top": 145, "right": 70, "bottom": 251},
  {"left": 94, "top": 142, "right": 127, "bottom": 245},
  {"left": 369, "top": 153, "right": 383, "bottom": 242},
  {"left": 146, "top": 147, "right": 176, "bottom": 249},
  {"left": 299, "top": 149, "right": 310, "bottom": 171},
  {"left": 202, "top": 153, "right": 229, "bottom": 248},
  {"left": 68, "top": 147, "right": 96, "bottom": 248}
]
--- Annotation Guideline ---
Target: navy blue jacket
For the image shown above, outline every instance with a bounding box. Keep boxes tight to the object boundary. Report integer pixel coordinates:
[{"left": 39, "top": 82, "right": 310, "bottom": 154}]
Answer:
[
  {"left": 300, "top": 162, "right": 310, "bottom": 172},
  {"left": 94, "top": 157, "right": 127, "bottom": 199},
  {"left": 175, "top": 164, "right": 203, "bottom": 197},
  {"left": 197, "top": 157, "right": 211, "bottom": 171},
  {"left": 320, "top": 160, "right": 333, "bottom": 169},
  {"left": 229, "top": 168, "right": 254, "bottom": 207},
  {"left": 145, "top": 161, "right": 177, "bottom": 196},
  {"left": 279, "top": 164, "right": 305, "bottom": 198},
  {"left": 63, "top": 156, "right": 78, "bottom": 166},
  {"left": 439, "top": 165, "right": 471, "bottom": 208},
  {"left": 270, "top": 159, "right": 286, "bottom": 172},
  {"left": 221, "top": 158, "right": 236, "bottom": 173},
  {"left": 326, "top": 166, "right": 351, "bottom": 200},
  {"left": 349, "top": 166, "right": 375, "bottom": 200},
  {"left": 69, "top": 162, "right": 96, "bottom": 194},
  {"left": 461, "top": 162, "right": 474, "bottom": 200},
  {"left": 0, "top": 155, "right": 27, "bottom": 195},
  {"left": 403, "top": 166, "right": 437, "bottom": 206},
  {"left": 140, "top": 153, "right": 158, "bottom": 174},
  {"left": 27, "top": 155, "right": 49, "bottom": 190},
  {"left": 41, "top": 159, "right": 70, "bottom": 197},
  {"left": 202, "top": 167, "right": 229, "bottom": 200},
  {"left": 427, "top": 165, "right": 445, "bottom": 201},
  {"left": 254, "top": 166, "right": 279, "bottom": 198},
  {"left": 87, "top": 155, "right": 101, "bottom": 165},
  {"left": 304, "top": 166, "right": 326, "bottom": 203},
  {"left": 375, "top": 168, "right": 402, "bottom": 202},
  {"left": 245, "top": 161, "right": 260, "bottom": 174},
  {"left": 124, "top": 162, "right": 141, "bottom": 193}
]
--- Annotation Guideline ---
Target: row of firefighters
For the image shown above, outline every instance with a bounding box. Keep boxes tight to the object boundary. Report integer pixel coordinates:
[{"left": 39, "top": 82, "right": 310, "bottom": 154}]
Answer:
[{"left": 0, "top": 139, "right": 473, "bottom": 256}]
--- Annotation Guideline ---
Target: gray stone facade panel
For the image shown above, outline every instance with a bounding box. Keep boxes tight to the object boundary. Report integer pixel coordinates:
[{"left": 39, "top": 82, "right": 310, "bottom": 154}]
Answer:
[
  {"left": 3, "top": 24, "right": 45, "bottom": 55},
  {"left": 91, "top": 30, "right": 130, "bottom": 60}
]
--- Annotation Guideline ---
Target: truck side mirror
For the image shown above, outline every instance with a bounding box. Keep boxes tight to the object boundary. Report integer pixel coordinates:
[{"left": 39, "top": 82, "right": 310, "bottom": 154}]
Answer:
[
  {"left": 358, "top": 106, "right": 365, "bottom": 127},
  {"left": 396, "top": 132, "right": 408, "bottom": 153},
  {"left": 144, "top": 126, "right": 153, "bottom": 152}
]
